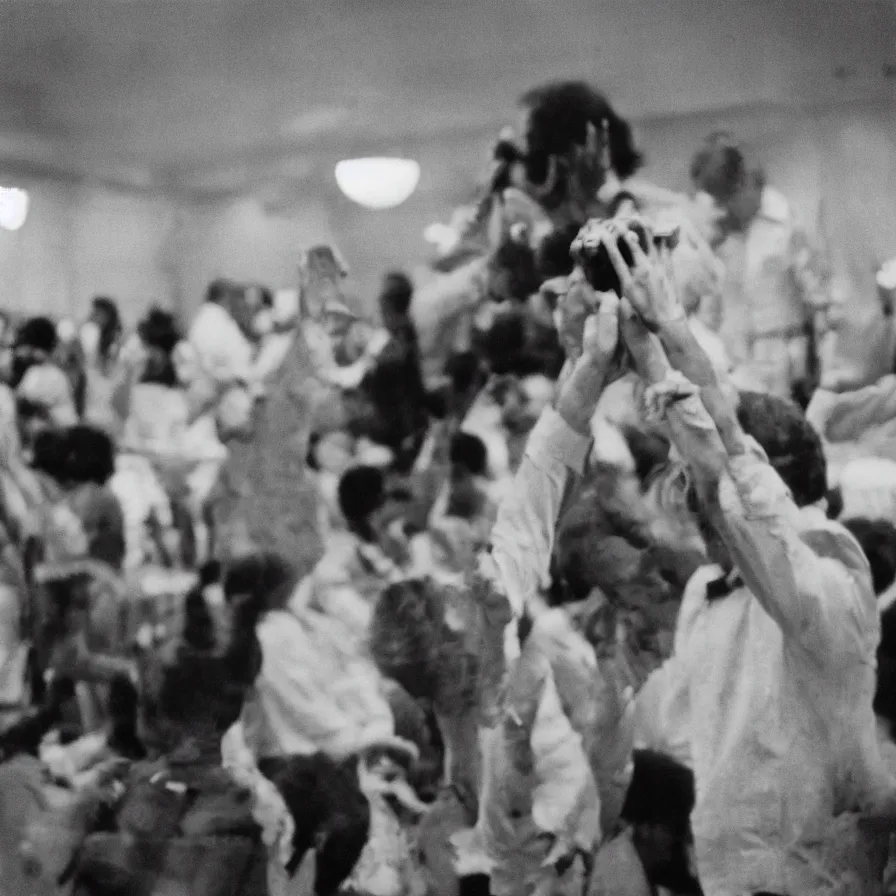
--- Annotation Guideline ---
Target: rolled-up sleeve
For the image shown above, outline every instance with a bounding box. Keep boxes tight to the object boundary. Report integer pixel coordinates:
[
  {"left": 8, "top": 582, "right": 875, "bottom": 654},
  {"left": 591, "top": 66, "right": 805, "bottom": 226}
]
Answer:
[
  {"left": 488, "top": 408, "right": 591, "bottom": 619},
  {"left": 716, "top": 454, "right": 877, "bottom": 668}
]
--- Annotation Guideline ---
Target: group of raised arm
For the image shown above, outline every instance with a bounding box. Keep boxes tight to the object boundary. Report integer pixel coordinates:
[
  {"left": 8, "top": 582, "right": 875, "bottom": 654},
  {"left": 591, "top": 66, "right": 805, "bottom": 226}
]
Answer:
[{"left": 480, "top": 215, "right": 895, "bottom": 896}]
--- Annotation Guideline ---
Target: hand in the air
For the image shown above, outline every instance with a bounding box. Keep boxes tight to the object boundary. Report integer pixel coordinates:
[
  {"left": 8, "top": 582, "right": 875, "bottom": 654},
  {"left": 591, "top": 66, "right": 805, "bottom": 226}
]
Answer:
[
  {"left": 600, "top": 226, "right": 686, "bottom": 331},
  {"left": 555, "top": 273, "right": 622, "bottom": 369},
  {"left": 618, "top": 297, "right": 669, "bottom": 383}
]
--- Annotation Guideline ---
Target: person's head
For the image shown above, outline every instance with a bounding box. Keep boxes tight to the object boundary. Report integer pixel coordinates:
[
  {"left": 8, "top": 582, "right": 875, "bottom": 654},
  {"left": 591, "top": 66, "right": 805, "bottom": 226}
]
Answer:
[
  {"left": 15, "top": 316, "right": 59, "bottom": 357},
  {"left": 64, "top": 425, "right": 116, "bottom": 486},
  {"left": 30, "top": 428, "right": 70, "bottom": 482},
  {"left": 515, "top": 81, "right": 643, "bottom": 210},
  {"left": 137, "top": 307, "right": 181, "bottom": 387},
  {"left": 449, "top": 432, "right": 489, "bottom": 479},
  {"left": 535, "top": 221, "right": 582, "bottom": 284},
  {"left": 487, "top": 236, "right": 541, "bottom": 305},
  {"left": 205, "top": 278, "right": 254, "bottom": 335},
  {"left": 379, "top": 272, "right": 414, "bottom": 329},
  {"left": 338, "top": 465, "right": 408, "bottom": 542},
  {"left": 220, "top": 552, "right": 299, "bottom": 682},
  {"left": 88, "top": 297, "right": 122, "bottom": 359},
  {"left": 842, "top": 518, "right": 896, "bottom": 596},
  {"left": 369, "top": 577, "right": 478, "bottom": 717},
  {"left": 444, "top": 351, "right": 486, "bottom": 401},
  {"left": 622, "top": 749, "right": 699, "bottom": 892},
  {"left": 690, "top": 131, "right": 764, "bottom": 231},
  {"left": 686, "top": 391, "right": 827, "bottom": 570}
]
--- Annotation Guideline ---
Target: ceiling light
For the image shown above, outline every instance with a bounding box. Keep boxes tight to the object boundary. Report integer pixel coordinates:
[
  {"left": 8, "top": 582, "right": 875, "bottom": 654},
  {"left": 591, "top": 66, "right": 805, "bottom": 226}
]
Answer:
[
  {"left": 335, "top": 158, "right": 420, "bottom": 210},
  {"left": 0, "top": 187, "right": 28, "bottom": 232}
]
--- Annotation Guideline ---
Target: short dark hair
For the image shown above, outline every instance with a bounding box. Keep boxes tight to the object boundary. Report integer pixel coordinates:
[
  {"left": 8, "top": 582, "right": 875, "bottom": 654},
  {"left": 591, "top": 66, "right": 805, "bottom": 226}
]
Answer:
[
  {"left": 31, "top": 429, "right": 70, "bottom": 481},
  {"left": 65, "top": 425, "right": 116, "bottom": 485},
  {"left": 735, "top": 391, "right": 827, "bottom": 508},
  {"left": 450, "top": 432, "right": 488, "bottom": 478},
  {"left": 137, "top": 307, "right": 181, "bottom": 356},
  {"left": 535, "top": 222, "right": 582, "bottom": 281},
  {"left": 519, "top": 80, "right": 643, "bottom": 182},
  {"left": 842, "top": 518, "right": 896, "bottom": 595},
  {"left": 338, "top": 466, "right": 385, "bottom": 526},
  {"left": 621, "top": 749, "right": 696, "bottom": 837},
  {"left": 15, "top": 316, "right": 58, "bottom": 354},
  {"left": 380, "top": 272, "right": 414, "bottom": 316},
  {"left": 690, "top": 131, "right": 763, "bottom": 201},
  {"left": 205, "top": 278, "right": 240, "bottom": 305},
  {"left": 444, "top": 351, "right": 485, "bottom": 397}
]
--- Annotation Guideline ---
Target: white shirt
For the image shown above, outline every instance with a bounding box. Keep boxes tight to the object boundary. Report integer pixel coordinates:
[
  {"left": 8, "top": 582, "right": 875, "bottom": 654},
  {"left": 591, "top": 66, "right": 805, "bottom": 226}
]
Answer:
[
  {"left": 638, "top": 433, "right": 892, "bottom": 895},
  {"left": 188, "top": 301, "right": 255, "bottom": 386}
]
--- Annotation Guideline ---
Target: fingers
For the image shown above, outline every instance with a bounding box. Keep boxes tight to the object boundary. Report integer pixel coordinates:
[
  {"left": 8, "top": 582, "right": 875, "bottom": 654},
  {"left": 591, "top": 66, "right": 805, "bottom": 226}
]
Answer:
[{"left": 600, "top": 231, "right": 635, "bottom": 295}]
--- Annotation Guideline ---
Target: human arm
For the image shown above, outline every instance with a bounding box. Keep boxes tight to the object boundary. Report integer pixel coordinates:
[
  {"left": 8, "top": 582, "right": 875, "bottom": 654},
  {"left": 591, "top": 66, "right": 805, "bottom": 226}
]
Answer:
[
  {"left": 488, "top": 293, "right": 624, "bottom": 619},
  {"left": 612, "top": 234, "right": 876, "bottom": 666}
]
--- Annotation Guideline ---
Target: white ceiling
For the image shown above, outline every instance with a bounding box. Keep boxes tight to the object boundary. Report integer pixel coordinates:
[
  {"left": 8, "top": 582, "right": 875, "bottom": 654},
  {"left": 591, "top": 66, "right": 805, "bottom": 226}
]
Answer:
[{"left": 1, "top": 0, "right": 895, "bottom": 199}]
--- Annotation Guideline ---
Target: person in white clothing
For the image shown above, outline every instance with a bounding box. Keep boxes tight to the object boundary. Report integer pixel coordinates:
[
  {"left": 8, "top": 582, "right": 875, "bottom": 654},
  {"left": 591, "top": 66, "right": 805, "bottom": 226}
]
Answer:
[{"left": 600, "top": 223, "right": 895, "bottom": 895}]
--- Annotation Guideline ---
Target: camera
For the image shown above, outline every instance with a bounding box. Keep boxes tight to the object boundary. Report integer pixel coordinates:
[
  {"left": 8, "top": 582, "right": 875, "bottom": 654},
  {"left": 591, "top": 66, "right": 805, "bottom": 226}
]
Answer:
[{"left": 570, "top": 216, "right": 678, "bottom": 296}]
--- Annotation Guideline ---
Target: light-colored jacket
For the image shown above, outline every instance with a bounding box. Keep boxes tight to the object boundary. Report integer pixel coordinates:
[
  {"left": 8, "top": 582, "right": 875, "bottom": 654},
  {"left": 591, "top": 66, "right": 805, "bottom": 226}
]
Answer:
[
  {"left": 242, "top": 607, "right": 395, "bottom": 762},
  {"left": 636, "top": 419, "right": 891, "bottom": 894}
]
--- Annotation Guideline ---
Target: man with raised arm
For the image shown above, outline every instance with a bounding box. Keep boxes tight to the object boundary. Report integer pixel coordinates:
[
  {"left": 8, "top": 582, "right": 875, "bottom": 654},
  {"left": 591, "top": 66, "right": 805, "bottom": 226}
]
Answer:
[{"left": 604, "top": 223, "right": 894, "bottom": 895}]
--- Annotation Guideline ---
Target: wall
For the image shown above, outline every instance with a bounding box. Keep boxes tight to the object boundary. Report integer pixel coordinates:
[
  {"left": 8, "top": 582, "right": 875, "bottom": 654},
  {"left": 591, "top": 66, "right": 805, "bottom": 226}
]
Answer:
[
  {"left": 0, "top": 177, "right": 335, "bottom": 326},
  {"left": 0, "top": 177, "right": 180, "bottom": 323},
  {"left": 2, "top": 96, "right": 895, "bottom": 380}
]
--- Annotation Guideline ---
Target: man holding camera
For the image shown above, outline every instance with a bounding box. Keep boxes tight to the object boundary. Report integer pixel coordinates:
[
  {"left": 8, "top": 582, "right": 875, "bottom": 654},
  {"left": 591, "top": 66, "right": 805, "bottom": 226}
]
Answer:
[{"left": 593, "top": 221, "right": 892, "bottom": 895}]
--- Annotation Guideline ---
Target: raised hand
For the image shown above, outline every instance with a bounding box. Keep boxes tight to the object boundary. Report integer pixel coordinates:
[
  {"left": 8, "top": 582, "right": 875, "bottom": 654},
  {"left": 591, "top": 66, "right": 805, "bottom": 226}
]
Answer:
[{"left": 600, "top": 226, "right": 686, "bottom": 331}]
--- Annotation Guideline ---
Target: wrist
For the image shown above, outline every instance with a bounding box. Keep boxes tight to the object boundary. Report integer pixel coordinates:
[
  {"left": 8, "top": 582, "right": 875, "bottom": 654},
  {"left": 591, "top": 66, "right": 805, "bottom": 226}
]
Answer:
[{"left": 556, "top": 360, "right": 606, "bottom": 436}]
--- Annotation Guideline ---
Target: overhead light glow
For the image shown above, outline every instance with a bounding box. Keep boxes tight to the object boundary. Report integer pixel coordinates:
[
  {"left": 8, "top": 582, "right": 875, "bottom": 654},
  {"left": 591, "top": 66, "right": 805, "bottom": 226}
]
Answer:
[
  {"left": 0, "top": 187, "right": 28, "bottom": 232},
  {"left": 335, "top": 158, "right": 420, "bottom": 210}
]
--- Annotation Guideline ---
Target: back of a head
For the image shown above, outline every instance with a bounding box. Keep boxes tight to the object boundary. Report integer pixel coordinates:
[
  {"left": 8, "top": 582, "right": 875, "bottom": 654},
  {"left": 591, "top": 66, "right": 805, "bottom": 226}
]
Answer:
[
  {"left": 690, "top": 131, "right": 761, "bottom": 200},
  {"left": 137, "top": 307, "right": 181, "bottom": 356},
  {"left": 65, "top": 424, "right": 116, "bottom": 485},
  {"left": 842, "top": 518, "right": 896, "bottom": 596},
  {"left": 621, "top": 748, "right": 695, "bottom": 834},
  {"left": 735, "top": 391, "right": 827, "bottom": 508},
  {"left": 379, "top": 272, "right": 414, "bottom": 317},
  {"left": 337, "top": 465, "right": 385, "bottom": 527},
  {"left": 450, "top": 432, "right": 489, "bottom": 478},
  {"left": 31, "top": 429, "right": 70, "bottom": 482},
  {"left": 444, "top": 351, "right": 485, "bottom": 398},
  {"left": 205, "top": 277, "right": 240, "bottom": 305},
  {"left": 15, "top": 316, "right": 58, "bottom": 355},
  {"left": 535, "top": 222, "right": 582, "bottom": 281},
  {"left": 520, "top": 80, "right": 643, "bottom": 181},
  {"left": 91, "top": 296, "right": 121, "bottom": 330}
]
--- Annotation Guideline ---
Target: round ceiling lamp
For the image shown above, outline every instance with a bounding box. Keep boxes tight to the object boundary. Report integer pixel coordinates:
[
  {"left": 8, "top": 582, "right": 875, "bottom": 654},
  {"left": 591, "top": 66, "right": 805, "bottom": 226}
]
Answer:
[
  {"left": 0, "top": 187, "right": 29, "bottom": 232},
  {"left": 335, "top": 157, "right": 420, "bottom": 210}
]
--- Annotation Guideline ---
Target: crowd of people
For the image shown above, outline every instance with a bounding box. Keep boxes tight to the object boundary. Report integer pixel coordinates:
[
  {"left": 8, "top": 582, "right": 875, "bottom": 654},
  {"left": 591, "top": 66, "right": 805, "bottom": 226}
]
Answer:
[{"left": 0, "top": 78, "right": 896, "bottom": 896}]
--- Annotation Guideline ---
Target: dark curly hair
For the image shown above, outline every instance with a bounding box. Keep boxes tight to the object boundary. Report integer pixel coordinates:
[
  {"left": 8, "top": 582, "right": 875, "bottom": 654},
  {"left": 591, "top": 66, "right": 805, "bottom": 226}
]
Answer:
[
  {"left": 735, "top": 391, "right": 827, "bottom": 508},
  {"left": 369, "top": 578, "right": 479, "bottom": 718},
  {"left": 519, "top": 80, "right": 643, "bottom": 184}
]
